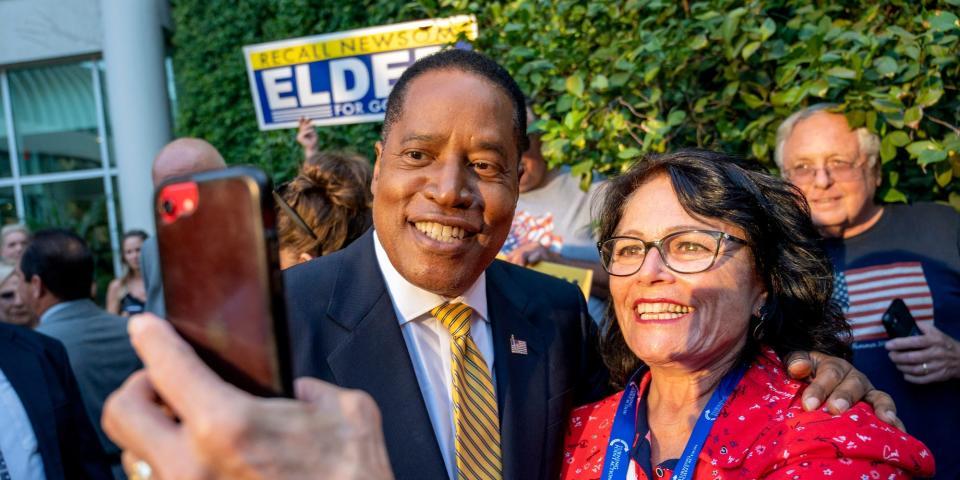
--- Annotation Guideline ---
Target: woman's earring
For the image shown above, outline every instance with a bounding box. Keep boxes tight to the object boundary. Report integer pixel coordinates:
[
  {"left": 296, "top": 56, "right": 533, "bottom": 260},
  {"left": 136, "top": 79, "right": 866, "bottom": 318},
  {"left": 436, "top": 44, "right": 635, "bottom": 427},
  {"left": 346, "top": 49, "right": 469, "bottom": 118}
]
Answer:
[{"left": 753, "top": 305, "right": 768, "bottom": 340}]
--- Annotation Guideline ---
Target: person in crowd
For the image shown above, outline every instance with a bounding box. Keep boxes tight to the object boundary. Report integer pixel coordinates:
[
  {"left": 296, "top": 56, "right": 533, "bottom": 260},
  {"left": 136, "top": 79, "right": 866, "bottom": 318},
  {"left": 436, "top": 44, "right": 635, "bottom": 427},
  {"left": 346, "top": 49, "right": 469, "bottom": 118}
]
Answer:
[
  {"left": 1, "top": 223, "right": 30, "bottom": 263},
  {"left": 562, "top": 150, "right": 934, "bottom": 479},
  {"left": 24, "top": 229, "right": 143, "bottom": 479},
  {"left": 276, "top": 151, "right": 372, "bottom": 269},
  {"left": 777, "top": 104, "right": 960, "bottom": 478},
  {"left": 0, "top": 261, "right": 35, "bottom": 327},
  {"left": 106, "top": 230, "right": 148, "bottom": 316},
  {"left": 140, "top": 138, "right": 227, "bottom": 318},
  {"left": 103, "top": 51, "right": 894, "bottom": 480},
  {"left": 502, "top": 104, "right": 609, "bottom": 320},
  {"left": 0, "top": 320, "right": 112, "bottom": 479}
]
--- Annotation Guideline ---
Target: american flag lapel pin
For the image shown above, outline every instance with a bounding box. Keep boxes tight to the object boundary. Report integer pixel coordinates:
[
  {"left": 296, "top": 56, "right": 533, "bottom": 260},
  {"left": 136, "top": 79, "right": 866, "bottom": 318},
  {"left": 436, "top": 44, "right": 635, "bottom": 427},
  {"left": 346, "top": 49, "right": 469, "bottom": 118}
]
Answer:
[{"left": 510, "top": 334, "right": 528, "bottom": 355}]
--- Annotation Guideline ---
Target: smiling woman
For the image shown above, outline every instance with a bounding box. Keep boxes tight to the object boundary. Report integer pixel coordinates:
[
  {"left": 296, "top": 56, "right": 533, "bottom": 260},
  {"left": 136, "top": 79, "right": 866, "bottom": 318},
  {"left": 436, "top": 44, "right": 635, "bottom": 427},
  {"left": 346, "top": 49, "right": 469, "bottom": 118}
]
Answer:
[{"left": 560, "top": 150, "right": 934, "bottom": 480}]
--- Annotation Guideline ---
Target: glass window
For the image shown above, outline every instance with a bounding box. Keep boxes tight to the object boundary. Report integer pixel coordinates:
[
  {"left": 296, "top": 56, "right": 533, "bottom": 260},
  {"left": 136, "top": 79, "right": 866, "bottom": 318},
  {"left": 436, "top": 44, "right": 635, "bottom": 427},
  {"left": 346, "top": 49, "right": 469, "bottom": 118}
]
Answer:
[
  {"left": 23, "top": 178, "right": 115, "bottom": 299},
  {"left": 8, "top": 62, "right": 102, "bottom": 175},
  {"left": 0, "top": 90, "right": 11, "bottom": 178}
]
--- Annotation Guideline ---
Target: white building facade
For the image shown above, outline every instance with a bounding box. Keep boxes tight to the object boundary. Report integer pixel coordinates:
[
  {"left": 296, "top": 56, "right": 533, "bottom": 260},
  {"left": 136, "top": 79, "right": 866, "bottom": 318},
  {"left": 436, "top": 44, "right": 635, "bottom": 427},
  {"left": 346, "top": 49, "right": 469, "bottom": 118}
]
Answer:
[{"left": 0, "top": 0, "right": 173, "bottom": 277}]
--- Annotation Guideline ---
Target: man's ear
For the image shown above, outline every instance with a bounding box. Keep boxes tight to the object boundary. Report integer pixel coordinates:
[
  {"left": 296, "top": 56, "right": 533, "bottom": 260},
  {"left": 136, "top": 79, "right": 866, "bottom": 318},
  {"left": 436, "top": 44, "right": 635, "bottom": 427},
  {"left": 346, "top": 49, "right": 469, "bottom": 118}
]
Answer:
[
  {"left": 298, "top": 252, "right": 314, "bottom": 264},
  {"left": 372, "top": 141, "right": 383, "bottom": 193},
  {"left": 28, "top": 274, "right": 44, "bottom": 301}
]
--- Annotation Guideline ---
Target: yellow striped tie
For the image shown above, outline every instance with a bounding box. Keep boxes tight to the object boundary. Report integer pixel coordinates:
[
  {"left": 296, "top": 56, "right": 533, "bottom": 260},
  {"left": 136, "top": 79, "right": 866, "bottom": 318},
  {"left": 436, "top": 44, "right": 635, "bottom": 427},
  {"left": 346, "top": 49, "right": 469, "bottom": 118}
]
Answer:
[{"left": 432, "top": 302, "right": 502, "bottom": 480}]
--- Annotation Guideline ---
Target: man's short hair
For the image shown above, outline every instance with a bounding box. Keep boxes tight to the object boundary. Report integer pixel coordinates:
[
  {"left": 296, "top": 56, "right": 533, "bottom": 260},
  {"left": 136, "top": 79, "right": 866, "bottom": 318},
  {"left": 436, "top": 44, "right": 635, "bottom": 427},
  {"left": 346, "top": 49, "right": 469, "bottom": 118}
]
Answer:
[
  {"left": 774, "top": 103, "right": 881, "bottom": 170},
  {"left": 381, "top": 48, "right": 529, "bottom": 157},
  {"left": 20, "top": 229, "right": 93, "bottom": 301}
]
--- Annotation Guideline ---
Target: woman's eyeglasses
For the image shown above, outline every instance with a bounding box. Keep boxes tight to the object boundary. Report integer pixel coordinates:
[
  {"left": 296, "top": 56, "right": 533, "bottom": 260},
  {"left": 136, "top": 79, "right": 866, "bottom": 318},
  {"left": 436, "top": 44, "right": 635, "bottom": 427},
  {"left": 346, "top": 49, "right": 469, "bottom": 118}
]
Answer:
[
  {"left": 598, "top": 230, "right": 748, "bottom": 276},
  {"left": 274, "top": 181, "right": 319, "bottom": 242}
]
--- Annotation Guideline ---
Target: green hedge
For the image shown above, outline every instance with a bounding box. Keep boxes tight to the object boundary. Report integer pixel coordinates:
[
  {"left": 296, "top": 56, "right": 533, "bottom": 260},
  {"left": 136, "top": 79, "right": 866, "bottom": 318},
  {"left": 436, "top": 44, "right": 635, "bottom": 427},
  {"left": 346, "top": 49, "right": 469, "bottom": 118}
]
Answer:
[{"left": 171, "top": 0, "right": 960, "bottom": 204}]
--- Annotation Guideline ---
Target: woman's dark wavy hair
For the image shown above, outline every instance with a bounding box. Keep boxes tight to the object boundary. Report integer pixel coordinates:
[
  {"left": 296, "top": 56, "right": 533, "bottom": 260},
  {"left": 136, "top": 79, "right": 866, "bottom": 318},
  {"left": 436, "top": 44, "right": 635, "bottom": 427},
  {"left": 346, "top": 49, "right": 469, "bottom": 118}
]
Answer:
[
  {"left": 278, "top": 151, "right": 373, "bottom": 257},
  {"left": 595, "top": 149, "right": 851, "bottom": 387}
]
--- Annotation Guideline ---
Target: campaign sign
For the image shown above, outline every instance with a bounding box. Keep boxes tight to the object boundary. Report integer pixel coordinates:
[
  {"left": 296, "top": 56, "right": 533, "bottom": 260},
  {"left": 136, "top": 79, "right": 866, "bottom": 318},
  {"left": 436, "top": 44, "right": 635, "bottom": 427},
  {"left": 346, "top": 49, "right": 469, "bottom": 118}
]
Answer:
[{"left": 243, "top": 16, "right": 478, "bottom": 131}]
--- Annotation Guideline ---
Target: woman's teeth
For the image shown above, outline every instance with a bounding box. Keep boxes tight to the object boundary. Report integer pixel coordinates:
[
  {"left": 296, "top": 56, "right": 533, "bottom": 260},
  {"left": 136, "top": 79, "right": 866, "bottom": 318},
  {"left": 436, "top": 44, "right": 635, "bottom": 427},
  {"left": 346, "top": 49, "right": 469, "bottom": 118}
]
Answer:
[
  {"left": 415, "top": 221, "right": 466, "bottom": 243},
  {"left": 635, "top": 302, "right": 693, "bottom": 320}
]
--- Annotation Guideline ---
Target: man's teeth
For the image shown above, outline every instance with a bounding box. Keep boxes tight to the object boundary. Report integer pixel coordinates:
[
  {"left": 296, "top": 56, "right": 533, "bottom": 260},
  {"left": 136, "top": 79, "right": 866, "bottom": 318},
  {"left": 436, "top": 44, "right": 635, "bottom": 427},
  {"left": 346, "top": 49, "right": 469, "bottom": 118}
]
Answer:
[
  {"left": 415, "top": 221, "right": 466, "bottom": 243},
  {"left": 635, "top": 303, "right": 693, "bottom": 320}
]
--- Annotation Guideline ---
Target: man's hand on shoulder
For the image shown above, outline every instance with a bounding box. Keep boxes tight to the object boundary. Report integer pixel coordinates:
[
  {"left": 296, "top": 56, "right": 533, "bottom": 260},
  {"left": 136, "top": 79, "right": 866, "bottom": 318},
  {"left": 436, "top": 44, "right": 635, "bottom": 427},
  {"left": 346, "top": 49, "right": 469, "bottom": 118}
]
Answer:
[{"left": 784, "top": 350, "right": 904, "bottom": 431}]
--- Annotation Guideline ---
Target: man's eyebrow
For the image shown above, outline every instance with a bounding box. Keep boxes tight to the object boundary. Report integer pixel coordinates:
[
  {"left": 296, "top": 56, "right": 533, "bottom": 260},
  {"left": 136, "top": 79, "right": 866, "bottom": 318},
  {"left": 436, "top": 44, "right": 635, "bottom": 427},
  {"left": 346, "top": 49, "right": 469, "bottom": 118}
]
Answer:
[
  {"left": 400, "top": 133, "right": 443, "bottom": 144},
  {"left": 477, "top": 141, "right": 508, "bottom": 160}
]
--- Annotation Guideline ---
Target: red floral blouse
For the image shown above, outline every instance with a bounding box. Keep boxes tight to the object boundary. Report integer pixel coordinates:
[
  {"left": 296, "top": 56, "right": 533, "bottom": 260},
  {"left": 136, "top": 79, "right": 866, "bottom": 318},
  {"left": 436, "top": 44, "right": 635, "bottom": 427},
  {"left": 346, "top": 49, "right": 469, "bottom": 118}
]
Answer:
[{"left": 560, "top": 348, "right": 935, "bottom": 480}]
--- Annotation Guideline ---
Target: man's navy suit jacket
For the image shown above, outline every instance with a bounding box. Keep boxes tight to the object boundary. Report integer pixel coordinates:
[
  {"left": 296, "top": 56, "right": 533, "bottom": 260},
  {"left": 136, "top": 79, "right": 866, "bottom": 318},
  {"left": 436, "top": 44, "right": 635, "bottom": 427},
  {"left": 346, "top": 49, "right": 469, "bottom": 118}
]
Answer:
[
  {"left": 285, "top": 230, "right": 609, "bottom": 480},
  {"left": 0, "top": 322, "right": 112, "bottom": 480}
]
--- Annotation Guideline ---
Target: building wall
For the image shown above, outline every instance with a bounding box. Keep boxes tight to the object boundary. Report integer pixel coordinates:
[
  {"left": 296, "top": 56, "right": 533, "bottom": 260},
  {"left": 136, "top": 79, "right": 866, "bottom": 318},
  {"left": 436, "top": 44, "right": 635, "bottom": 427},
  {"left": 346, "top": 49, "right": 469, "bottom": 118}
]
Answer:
[{"left": 0, "top": 0, "right": 102, "bottom": 66}]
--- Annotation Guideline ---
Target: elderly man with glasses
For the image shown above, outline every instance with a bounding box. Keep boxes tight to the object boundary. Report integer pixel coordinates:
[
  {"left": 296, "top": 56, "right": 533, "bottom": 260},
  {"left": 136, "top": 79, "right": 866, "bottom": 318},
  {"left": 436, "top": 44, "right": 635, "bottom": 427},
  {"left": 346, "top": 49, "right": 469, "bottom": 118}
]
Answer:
[{"left": 777, "top": 103, "right": 960, "bottom": 479}]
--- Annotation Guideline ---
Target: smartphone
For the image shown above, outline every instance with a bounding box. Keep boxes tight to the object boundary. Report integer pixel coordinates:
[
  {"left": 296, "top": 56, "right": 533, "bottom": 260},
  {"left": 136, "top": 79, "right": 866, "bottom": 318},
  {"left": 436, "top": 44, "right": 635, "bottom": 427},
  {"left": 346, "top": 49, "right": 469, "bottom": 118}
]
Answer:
[
  {"left": 155, "top": 166, "right": 293, "bottom": 397},
  {"left": 881, "top": 298, "right": 921, "bottom": 339}
]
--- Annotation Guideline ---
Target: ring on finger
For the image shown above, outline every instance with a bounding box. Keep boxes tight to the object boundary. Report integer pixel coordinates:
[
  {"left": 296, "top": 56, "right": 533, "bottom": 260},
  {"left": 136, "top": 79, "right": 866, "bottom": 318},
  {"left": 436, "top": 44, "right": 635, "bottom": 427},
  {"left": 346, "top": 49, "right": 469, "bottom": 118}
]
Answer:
[
  {"left": 129, "top": 460, "right": 153, "bottom": 480},
  {"left": 922, "top": 362, "right": 929, "bottom": 375}
]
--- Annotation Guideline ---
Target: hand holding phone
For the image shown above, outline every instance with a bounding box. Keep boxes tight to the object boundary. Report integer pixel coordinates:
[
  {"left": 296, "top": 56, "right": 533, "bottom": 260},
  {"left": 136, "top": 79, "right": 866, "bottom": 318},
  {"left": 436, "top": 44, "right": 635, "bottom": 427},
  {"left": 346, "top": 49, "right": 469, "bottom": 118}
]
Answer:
[
  {"left": 881, "top": 298, "right": 921, "bottom": 339},
  {"left": 155, "top": 166, "right": 293, "bottom": 397}
]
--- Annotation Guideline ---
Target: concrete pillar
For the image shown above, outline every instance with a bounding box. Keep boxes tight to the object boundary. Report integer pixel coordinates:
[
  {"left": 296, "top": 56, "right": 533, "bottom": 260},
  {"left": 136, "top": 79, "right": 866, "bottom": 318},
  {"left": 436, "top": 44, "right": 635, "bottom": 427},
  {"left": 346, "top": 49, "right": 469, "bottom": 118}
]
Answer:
[{"left": 100, "top": 0, "right": 171, "bottom": 234}]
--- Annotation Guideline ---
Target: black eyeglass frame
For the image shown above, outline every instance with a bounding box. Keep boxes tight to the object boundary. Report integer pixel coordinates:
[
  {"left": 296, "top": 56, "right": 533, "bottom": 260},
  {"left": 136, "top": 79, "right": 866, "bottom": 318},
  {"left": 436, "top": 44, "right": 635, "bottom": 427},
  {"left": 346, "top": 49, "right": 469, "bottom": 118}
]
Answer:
[
  {"left": 597, "top": 229, "right": 748, "bottom": 276},
  {"left": 273, "top": 181, "right": 320, "bottom": 242}
]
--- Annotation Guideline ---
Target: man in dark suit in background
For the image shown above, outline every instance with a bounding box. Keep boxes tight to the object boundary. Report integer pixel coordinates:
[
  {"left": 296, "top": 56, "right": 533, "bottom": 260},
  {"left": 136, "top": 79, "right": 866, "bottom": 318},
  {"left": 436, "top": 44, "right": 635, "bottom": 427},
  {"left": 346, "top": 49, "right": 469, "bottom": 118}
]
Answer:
[
  {"left": 285, "top": 49, "right": 606, "bottom": 480},
  {"left": 23, "top": 229, "right": 142, "bottom": 479},
  {"left": 0, "top": 321, "right": 112, "bottom": 479}
]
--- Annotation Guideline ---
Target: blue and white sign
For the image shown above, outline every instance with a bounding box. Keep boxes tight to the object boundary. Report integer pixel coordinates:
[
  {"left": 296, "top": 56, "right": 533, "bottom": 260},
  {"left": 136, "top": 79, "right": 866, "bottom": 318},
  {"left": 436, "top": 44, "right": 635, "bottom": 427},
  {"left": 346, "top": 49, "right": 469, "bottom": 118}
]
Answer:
[{"left": 243, "top": 16, "right": 478, "bottom": 130}]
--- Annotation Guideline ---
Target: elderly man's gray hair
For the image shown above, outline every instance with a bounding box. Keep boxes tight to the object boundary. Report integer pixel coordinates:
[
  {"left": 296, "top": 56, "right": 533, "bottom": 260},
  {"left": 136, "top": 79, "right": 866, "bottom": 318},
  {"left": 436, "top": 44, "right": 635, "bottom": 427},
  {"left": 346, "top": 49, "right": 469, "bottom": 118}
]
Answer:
[{"left": 774, "top": 103, "right": 881, "bottom": 170}]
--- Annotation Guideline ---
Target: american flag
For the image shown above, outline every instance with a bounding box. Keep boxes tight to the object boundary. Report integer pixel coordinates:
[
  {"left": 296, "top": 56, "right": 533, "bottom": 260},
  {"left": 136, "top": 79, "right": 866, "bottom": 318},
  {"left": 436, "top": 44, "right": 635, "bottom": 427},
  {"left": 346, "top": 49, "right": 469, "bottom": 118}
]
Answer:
[
  {"left": 509, "top": 334, "right": 528, "bottom": 355},
  {"left": 833, "top": 261, "right": 934, "bottom": 342},
  {"left": 500, "top": 210, "right": 563, "bottom": 256}
]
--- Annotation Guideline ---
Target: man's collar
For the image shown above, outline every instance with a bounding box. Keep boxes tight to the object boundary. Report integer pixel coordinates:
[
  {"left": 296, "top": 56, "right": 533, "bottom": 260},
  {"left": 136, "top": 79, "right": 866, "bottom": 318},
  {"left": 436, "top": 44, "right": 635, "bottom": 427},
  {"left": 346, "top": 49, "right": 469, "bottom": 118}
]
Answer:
[
  {"left": 38, "top": 298, "right": 90, "bottom": 325},
  {"left": 373, "top": 230, "right": 488, "bottom": 325}
]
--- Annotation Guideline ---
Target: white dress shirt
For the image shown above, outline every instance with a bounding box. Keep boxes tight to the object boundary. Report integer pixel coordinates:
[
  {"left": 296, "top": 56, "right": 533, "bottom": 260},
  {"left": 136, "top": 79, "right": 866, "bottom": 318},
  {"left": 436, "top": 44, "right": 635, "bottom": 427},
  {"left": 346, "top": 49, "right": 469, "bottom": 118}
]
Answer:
[
  {"left": 374, "top": 232, "right": 496, "bottom": 480},
  {"left": 0, "top": 366, "right": 46, "bottom": 480}
]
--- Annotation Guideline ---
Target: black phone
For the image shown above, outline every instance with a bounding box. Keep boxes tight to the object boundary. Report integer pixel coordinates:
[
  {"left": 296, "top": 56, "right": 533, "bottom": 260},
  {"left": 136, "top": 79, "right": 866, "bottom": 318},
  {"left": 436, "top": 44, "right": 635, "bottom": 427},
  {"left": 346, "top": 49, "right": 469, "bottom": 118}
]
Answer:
[
  {"left": 881, "top": 298, "right": 921, "bottom": 339},
  {"left": 155, "top": 166, "right": 293, "bottom": 397}
]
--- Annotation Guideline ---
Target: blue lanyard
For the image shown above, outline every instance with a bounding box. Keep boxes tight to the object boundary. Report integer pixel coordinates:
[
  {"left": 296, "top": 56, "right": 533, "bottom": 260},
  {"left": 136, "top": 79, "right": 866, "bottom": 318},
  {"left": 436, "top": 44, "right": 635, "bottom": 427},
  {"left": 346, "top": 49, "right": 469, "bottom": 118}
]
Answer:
[{"left": 599, "top": 363, "right": 747, "bottom": 480}]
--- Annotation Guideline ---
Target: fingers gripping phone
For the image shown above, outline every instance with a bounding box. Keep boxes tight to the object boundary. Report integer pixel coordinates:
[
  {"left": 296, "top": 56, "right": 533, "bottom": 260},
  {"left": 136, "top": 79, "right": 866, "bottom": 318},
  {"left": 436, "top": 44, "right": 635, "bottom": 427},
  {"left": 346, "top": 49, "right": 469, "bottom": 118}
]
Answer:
[
  {"left": 881, "top": 298, "right": 922, "bottom": 339},
  {"left": 155, "top": 166, "right": 293, "bottom": 397}
]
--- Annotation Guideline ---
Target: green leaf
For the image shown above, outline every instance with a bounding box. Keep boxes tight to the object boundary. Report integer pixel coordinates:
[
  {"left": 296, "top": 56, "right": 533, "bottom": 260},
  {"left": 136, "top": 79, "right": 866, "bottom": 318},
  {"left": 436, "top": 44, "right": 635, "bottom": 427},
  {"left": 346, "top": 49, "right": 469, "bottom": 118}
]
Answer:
[
  {"left": 760, "top": 18, "right": 777, "bottom": 42},
  {"left": 907, "top": 140, "right": 938, "bottom": 157},
  {"left": 590, "top": 74, "right": 609, "bottom": 91},
  {"left": 916, "top": 86, "right": 944, "bottom": 107},
  {"left": 919, "top": 149, "right": 948, "bottom": 165},
  {"left": 643, "top": 64, "right": 660, "bottom": 83},
  {"left": 770, "top": 87, "right": 803, "bottom": 107},
  {"left": 805, "top": 79, "right": 829, "bottom": 98},
  {"left": 882, "top": 187, "right": 908, "bottom": 203},
  {"left": 688, "top": 34, "right": 708, "bottom": 51},
  {"left": 880, "top": 136, "right": 897, "bottom": 163},
  {"left": 873, "top": 56, "right": 898, "bottom": 77},
  {"left": 742, "top": 41, "right": 762, "bottom": 60},
  {"left": 617, "top": 147, "right": 641, "bottom": 159},
  {"left": 825, "top": 67, "right": 857, "bottom": 79},
  {"left": 610, "top": 72, "right": 632, "bottom": 88},
  {"left": 887, "top": 130, "right": 911, "bottom": 147},
  {"left": 936, "top": 165, "right": 953, "bottom": 187},
  {"left": 870, "top": 98, "right": 902, "bottom": 113},
  {"left": 904, "top": 106, "right": 923, "bottom": 129},
  {"left": 571, "top": 159, "right": 593, "bottom": 177},
  {"left": 566, "top": 74, "right": 585, "bottom": 98},
  {"left": 928, "top": 11, "right": 959, "bottom": 33},
  {"left": 740, "top": 91, "right": 765, "bottom": 109},
  {"left": 667, "top": 110, "right": 687, "bottom": 126}
]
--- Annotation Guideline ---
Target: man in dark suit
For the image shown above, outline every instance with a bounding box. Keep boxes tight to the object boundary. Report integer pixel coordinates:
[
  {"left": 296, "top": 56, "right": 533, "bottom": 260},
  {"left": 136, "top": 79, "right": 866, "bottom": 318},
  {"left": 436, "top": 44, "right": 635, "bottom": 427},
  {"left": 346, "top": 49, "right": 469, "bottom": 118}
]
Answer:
[
  {"left": 22, "top": 229, "right": 142, "bottom": 479},
  {"left": 0, "top": 321, "right": 112, "bottom": 479},
  {"left": 285, "top": 50, "right": 605, "bottom": 480}
]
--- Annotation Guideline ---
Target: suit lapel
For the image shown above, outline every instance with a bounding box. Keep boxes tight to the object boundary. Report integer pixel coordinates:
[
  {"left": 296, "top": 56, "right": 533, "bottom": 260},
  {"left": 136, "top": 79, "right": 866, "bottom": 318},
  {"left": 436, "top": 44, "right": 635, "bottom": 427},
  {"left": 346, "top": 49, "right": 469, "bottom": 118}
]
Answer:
[
  {"left": 487, "top": 261, "right": 548, "bottom": 480},
  {"left": 324, "top": 232, "right": 448, "bottom": 480},
  {"left": 0, "top": 327, "right": 65, "bottom": 480}
]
